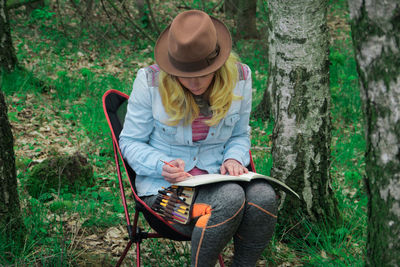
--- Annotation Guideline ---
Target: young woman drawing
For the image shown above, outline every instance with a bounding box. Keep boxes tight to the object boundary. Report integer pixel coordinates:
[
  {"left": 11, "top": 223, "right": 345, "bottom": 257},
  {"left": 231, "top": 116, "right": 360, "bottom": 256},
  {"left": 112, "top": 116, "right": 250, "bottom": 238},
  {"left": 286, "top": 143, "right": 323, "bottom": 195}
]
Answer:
[{"left": 119, "top": 10, "right": 277, "bottom": 267}]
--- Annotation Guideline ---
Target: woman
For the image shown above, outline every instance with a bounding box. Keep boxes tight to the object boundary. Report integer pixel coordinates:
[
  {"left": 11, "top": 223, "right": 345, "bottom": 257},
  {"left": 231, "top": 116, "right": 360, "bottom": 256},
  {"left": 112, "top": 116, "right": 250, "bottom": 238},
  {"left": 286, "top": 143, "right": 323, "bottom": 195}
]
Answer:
[{"left": 119, "top": 10, "right": 276, "bottom": 267}]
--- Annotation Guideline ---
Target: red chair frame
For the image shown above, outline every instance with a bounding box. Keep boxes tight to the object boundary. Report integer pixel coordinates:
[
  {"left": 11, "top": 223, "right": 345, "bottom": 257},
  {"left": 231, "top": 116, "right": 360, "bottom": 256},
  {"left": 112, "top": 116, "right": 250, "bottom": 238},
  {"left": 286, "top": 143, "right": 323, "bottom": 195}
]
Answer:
[{"left": 103, "top": 89, "right": 256, "bottom": 266}]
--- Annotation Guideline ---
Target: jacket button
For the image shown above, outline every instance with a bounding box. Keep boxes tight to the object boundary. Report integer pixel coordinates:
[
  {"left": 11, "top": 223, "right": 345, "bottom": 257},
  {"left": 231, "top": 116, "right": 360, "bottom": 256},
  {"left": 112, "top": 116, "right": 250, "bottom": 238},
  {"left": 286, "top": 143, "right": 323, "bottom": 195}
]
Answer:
[
  {"left": 193, "top": 157, "right": 196, "bottom": 161},
  {"left": 211, "top": 133, "right": 214, "bottom": 136}
]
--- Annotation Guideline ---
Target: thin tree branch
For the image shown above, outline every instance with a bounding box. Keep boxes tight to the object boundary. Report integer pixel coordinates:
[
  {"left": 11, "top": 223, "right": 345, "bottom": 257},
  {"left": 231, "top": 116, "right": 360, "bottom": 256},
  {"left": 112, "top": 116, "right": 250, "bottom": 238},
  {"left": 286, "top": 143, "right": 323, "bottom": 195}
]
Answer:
[
  {"left": 211, "top": 0, "right": 225, "bottom": 13},
  {"left": 105, "top": 0, "right": 155, "bottom": 43},
  {"left": 100, "top": 0, "right": 130, "bottom": 41},
  {"left": 145, "top": 0, "right": 160, "bottom": 35}
]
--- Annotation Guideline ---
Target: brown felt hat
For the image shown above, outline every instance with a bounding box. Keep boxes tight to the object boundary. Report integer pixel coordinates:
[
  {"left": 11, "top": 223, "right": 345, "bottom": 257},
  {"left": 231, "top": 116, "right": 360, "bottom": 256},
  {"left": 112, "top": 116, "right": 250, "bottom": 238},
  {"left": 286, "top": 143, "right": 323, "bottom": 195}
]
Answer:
[{"left": 154, "top": 10, "right": 232, "bottom": 78}]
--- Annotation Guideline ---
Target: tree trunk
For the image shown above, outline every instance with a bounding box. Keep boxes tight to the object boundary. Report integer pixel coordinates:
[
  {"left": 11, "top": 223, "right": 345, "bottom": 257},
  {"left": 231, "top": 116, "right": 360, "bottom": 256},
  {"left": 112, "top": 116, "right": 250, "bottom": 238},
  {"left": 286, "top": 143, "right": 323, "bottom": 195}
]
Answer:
[
  {"left": 0, "top": 0, "right": 24, "bottom": 252},
  {"left": 348, "top": 1, "right": 400, "bottom": 265},
  {"left": 253, "top": 0, "right": 274, "bottom": 120},
  {"left": 0, "top": 90, "right": 25, "bottom": 248},
  {"left": 0, "top": 0, "right": 18, "bottom": 72},
  {"left": 235, "top": 0, "right": 258, "bottom": 40},
  {"left": 268, "top": 0, "right": 340, "bottom": 229}
]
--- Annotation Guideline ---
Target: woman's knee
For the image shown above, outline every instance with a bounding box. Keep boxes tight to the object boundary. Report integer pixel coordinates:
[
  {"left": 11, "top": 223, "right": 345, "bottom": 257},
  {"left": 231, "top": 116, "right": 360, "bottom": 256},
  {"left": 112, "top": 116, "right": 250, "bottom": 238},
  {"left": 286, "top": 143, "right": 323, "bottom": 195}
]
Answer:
[
  {"left": 198, "top": 182, "right": 246, "bottom": 214},
  {"left": 246, "top": 180, "right": 277, "bottom": 210}
]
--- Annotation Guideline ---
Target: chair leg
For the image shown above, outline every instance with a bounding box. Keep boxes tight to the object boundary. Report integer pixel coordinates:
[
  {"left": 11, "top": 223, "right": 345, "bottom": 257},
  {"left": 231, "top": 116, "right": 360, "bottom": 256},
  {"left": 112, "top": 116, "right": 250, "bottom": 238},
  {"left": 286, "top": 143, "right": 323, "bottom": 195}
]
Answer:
[
  {"left": 136, "top": 241, "right": 141, "bottom": 267},
  {"left": 116, "top": 240, "right": 133, "bottom": 267},
  {"left": 218, "top": 254, "right": 225, "bottom": 267}
]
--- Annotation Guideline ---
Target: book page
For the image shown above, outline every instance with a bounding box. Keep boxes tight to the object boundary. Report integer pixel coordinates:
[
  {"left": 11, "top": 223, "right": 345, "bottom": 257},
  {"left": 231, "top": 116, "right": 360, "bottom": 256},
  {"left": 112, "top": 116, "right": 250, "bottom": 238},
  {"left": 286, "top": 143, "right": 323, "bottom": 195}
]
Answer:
[
  {"left": 173, "top": 173, "right": 248, "bottom": 187},
  {"left": 173, "top": 171, "right": 300, "bottom": 199}
]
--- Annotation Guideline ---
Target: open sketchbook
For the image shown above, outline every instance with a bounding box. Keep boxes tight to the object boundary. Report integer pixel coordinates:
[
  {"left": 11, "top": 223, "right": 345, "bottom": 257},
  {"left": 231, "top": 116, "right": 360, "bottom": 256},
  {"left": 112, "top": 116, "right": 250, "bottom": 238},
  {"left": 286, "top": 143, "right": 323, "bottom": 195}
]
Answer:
[{"left": 173, "top": 171, "right": 300, "bottom": 199}]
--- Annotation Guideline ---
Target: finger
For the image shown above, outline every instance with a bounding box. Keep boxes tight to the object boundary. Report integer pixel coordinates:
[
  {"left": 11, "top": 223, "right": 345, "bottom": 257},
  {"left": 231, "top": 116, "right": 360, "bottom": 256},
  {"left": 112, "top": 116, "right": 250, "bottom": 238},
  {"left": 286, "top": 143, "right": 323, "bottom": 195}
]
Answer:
[
  {"left": 233, "top": 164, "right": 240, "bottom": 176},
  {"left": 175, "top": 159, "right": 186, "bottom": 170},
  {"left": 243, "top": 166, "right": 249, "bottom": 173},
  {"left": 163, "top": 164, "right": 180, "bottom": 174},
  {"left": 162, "top": 171, "right": 188, "bottom": 183},
  {"left": 168, "top": 160, "right": 181, "bottom": 169},
  {"left": 237, "top": 165, "right": 246, "bottom": 175},
  {"left": 227, "top": 164, "right": 235, "bottom": 176},
  {"left": 220, "top": 164, "right": 227, "bottom": 175}
]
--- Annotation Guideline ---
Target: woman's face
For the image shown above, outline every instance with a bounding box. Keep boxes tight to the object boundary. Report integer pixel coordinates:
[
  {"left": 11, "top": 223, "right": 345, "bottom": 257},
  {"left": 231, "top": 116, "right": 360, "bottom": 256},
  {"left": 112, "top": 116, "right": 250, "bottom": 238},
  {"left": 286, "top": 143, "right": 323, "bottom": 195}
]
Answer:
[{"left": 177, "top": 73, "right": 215, "bottom": 95}]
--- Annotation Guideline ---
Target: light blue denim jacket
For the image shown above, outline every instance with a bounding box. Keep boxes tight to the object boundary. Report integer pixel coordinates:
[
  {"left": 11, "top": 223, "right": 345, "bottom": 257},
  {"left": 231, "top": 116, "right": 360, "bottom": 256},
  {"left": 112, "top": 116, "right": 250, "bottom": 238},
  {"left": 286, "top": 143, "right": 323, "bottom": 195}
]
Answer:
[{"left": 119, "top": 64, "right": 252, "bottom": 196}]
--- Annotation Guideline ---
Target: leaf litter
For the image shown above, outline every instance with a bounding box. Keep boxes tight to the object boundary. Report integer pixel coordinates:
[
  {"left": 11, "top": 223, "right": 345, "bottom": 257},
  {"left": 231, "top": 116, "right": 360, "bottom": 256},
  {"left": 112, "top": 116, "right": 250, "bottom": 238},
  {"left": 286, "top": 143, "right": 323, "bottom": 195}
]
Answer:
[{"left": 5, "top": 1, "right": 360, "bottom": 266}]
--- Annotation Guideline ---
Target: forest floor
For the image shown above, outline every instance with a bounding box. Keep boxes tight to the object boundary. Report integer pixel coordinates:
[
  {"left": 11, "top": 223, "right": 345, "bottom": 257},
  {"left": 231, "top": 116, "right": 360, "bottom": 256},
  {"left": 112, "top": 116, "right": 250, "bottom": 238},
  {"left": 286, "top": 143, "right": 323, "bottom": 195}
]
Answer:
[{"left": 4, "top": 0, "right": 365, "bottom": 266}]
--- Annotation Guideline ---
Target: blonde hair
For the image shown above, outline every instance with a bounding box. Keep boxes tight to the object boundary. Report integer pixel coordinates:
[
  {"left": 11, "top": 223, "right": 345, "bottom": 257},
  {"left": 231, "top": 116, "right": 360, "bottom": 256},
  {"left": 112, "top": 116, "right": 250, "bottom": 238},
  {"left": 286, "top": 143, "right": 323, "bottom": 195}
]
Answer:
[{"left": 159, "top": 52, "right": 241, "bottom": 126}]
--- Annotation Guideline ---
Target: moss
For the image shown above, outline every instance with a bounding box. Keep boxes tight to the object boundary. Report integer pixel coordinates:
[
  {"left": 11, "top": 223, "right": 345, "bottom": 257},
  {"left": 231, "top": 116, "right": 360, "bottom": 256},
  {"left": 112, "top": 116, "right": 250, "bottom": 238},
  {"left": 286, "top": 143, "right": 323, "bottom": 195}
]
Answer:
[
  {"left": 351, "top": 1, "right": 400, "bottom": 86},
  {"left": 288, "top": 67, "right": 311, "bottom": 123},
  {"left": 275, "top": 32, "right": 307, "bottom": 44},
  {"left": 25, "top": 152, "right": 94, "bottom": 199}
]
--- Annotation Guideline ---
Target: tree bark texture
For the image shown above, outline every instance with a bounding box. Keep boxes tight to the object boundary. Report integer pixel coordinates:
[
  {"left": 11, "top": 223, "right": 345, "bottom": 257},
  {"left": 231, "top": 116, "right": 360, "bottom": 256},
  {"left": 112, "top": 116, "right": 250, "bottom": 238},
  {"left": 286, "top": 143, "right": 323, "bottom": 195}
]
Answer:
[
  {"left": 0, "top": 90, "right": 24, "bottom": 244},
  {"left": 348, "top": 1, "right": 400, "bottom": 265},
  {"left": 236, "top": 0, "right": 258, "bottom": 40},
  {"left": 0, "top": 0, "right": 18, "bottom": 72},
  {"left": 268, "top": 0, "right": 340, "bottom": 227}
]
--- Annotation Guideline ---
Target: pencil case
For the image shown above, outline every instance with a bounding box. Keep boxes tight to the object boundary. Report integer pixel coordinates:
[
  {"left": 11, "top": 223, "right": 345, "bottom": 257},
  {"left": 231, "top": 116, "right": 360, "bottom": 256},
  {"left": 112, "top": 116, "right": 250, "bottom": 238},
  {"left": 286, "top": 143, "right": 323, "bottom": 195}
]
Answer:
[{"left": 151, "top": 185, "right": 196, "bottom": 224}]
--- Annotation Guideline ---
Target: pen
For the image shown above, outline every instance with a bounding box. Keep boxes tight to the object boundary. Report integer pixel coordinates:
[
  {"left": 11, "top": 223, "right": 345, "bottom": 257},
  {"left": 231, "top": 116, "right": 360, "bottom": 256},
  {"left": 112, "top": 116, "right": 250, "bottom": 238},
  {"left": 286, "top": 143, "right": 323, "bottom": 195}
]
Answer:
[
  {"left": 157, "top": 195, "right": 189, "bottom": 206},
  {"left": 154, "top": 208, "right": 186, "bottom": 223},
  {"left": 160, "top": 160, "right": 192, "bottom": 177},
  {"left": 153, "top": 203, "right": 189, "bottom": 214}
]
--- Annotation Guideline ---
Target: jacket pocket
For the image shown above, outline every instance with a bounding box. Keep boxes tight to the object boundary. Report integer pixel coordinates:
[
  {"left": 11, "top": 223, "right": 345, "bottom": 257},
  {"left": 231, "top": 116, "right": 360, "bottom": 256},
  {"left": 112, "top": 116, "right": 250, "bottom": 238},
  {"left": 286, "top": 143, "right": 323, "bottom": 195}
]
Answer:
[
  {"left": 153, "top": 120, "right": 178, "bottom": 144},
  {"left": 154, "top": 120, "right": 177, "bottom": 134},
  {"left": 216, "top": 113, "right": 240, "bottom": 141}
]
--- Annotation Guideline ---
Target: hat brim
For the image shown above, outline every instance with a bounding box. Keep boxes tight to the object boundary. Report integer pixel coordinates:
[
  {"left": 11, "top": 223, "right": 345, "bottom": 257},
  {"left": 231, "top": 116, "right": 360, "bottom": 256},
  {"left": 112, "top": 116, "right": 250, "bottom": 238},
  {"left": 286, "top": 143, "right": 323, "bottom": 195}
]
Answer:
[{"left": 154, "top": 16, "right": 232, "bottom": 78}]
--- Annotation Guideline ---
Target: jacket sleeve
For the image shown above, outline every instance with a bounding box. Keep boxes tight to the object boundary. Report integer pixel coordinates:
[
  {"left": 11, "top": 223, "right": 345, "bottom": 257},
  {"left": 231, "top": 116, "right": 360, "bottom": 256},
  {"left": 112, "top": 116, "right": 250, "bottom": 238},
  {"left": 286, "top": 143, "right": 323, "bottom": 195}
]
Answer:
[
  {"left": 119, "top": 69, "right": 174, "bottom": 176},
  {"left": 222, "top": 65, "right": 252, "bottom": 167}
]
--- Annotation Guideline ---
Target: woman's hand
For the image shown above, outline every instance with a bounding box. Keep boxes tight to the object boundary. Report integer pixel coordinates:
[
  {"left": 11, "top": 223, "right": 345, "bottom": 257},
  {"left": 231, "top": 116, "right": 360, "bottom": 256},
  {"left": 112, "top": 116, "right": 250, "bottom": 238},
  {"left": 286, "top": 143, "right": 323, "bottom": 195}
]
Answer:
[
  {"left": 220, "top": 159, "right": 248, "bottom": 176},
  {"left": 162, "top": 159, "right": 191, "bottom": 183}
]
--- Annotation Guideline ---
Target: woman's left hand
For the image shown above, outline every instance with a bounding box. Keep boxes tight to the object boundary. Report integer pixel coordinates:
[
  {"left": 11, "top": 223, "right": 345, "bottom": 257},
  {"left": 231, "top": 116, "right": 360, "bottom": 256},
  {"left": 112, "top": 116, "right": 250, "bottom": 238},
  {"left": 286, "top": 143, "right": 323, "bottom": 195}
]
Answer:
[{"left": 220, "top": 159, "right": 248, "bottom": 176}]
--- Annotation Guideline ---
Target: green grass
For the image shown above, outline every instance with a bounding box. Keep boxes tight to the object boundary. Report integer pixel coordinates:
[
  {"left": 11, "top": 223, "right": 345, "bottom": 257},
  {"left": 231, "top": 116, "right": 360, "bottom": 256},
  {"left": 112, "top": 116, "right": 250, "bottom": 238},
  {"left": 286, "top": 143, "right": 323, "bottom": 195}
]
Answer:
[{"left": 1, "top": 0, "right": 366, "bottom": 265}]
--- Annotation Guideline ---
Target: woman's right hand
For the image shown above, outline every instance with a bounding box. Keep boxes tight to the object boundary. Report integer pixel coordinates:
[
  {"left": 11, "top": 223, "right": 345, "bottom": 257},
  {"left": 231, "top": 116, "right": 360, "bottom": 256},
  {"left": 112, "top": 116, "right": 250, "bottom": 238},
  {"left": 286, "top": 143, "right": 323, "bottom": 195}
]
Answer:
[{"left": 161, "top": 159, "right": 191, "bottom": 183}]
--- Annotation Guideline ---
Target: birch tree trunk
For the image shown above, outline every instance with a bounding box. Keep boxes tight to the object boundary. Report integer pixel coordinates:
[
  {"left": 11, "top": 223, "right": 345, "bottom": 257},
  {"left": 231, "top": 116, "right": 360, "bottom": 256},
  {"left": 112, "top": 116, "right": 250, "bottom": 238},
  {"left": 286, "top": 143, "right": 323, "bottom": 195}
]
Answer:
[
  {"left": 268, "top": 0, "right": 340, "bottom": 228},
  {"left": 348, "top": 1, "right": 400, "bottom": 265}
]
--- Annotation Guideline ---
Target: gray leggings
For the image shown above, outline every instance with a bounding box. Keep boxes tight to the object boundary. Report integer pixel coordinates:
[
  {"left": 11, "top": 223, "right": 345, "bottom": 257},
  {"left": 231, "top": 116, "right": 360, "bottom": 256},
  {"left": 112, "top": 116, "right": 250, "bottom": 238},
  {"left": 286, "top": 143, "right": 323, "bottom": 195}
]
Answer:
[{"left": 142, "top": 179, "right": 277, "bottom": 267}]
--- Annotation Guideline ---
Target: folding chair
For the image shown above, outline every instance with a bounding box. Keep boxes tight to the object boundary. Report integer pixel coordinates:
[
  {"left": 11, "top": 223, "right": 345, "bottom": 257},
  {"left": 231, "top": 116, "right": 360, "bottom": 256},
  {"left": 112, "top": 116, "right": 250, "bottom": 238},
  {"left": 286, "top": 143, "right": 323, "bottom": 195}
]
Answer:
[{"left": 102, "top": 89, "right": 256, "bottom": 266}]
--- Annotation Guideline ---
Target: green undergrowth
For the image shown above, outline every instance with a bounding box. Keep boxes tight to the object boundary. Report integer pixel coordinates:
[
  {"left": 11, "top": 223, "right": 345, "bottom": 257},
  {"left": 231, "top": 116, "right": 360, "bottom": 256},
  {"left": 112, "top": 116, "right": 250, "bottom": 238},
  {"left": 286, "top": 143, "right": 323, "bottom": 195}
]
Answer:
[{"left": 1, "top": 0, "right": 366, "bottom": 265}]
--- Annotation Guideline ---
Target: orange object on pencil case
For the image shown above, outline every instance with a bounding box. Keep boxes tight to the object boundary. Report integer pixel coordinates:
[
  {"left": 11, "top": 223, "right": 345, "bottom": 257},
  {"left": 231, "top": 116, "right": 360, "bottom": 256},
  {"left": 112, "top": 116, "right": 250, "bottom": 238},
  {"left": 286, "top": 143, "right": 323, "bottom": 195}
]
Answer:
[{"left": 151, "top": 186, "right": 196, "bottom": 224}]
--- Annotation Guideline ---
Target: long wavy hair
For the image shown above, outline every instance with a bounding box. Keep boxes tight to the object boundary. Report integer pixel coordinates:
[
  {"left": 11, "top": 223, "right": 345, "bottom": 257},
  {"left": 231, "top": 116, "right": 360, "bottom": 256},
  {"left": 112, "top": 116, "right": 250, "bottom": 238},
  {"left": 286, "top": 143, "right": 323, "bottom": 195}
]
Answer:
[{"left": 159, "top": 52, "right": 241, "bottom": 126}]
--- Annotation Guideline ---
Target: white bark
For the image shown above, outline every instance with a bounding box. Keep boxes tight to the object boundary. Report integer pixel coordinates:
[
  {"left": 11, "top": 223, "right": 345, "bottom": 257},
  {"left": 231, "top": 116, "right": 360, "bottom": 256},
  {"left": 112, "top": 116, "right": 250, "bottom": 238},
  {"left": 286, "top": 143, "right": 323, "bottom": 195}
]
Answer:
[
  {"left": 268, "top": 0, "right": 338, "bottom": 223},
  {"left": 348, "top": 0, "right": 400, "bottom": 265}
]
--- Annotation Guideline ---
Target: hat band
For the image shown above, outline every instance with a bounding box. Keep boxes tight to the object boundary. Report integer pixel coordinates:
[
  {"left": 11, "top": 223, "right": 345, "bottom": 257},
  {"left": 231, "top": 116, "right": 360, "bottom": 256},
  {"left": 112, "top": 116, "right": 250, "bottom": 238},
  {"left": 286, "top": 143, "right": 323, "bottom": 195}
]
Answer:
[{"left": 168, "top": 44, "right": 220, "bottom": 73}]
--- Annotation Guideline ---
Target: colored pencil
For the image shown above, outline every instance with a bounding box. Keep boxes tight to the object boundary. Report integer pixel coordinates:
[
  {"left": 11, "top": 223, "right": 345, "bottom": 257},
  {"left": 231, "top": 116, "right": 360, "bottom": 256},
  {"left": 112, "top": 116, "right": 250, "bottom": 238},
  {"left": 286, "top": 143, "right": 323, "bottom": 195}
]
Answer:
[{"left": 160, "top": 160, "right": 192, "bottom": 176}]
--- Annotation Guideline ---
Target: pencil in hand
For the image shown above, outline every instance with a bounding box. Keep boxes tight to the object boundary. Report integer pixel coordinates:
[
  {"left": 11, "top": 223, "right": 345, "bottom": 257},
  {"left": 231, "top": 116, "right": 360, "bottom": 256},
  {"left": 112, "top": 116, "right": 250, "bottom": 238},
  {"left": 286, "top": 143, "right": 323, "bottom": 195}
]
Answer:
[{"left": 160, "top": 160, "right": 192, "bottom": 177}]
